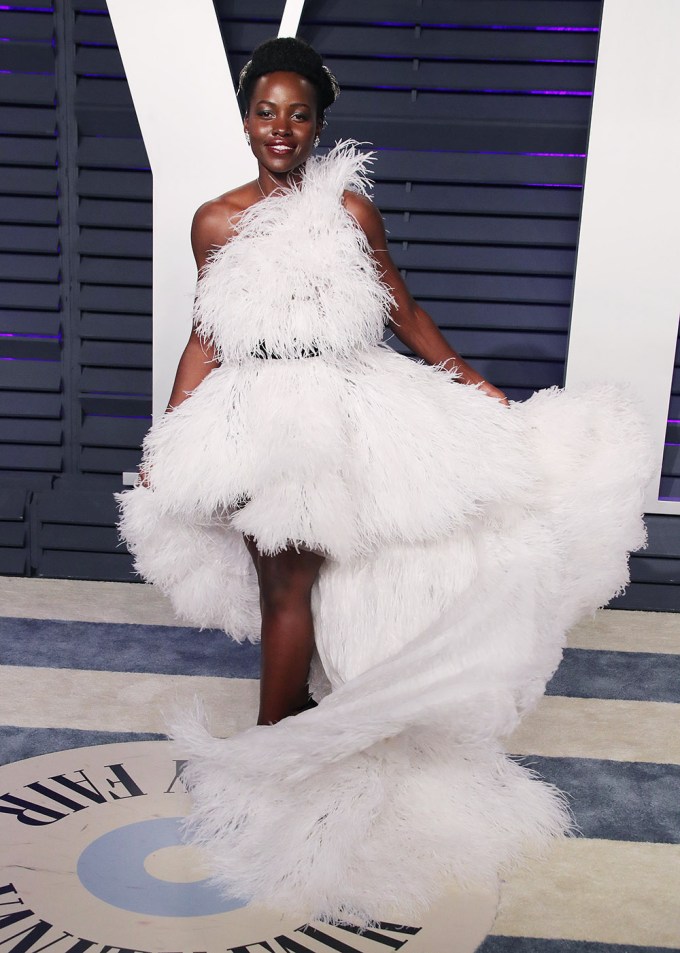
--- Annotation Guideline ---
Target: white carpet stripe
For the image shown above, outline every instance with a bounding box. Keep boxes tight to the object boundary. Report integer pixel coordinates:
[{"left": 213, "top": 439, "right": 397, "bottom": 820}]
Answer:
[
  {"left": 568, "top": 609, "right": 680, "bottom": 655},
  {"left": 507, "top": 695, "right": 680, "bottom": 765},
  {"left": 0, "top": 665, "right": 258, "bottom": 736},
  {"left": 4, "top": 665, "right": 679, "bottom": 766},
  {"left": 2, "top": 578, "right": 679, "bottom": 655},
  {"left": 491, "top": 838, "right": 680, "bottom": 947}
]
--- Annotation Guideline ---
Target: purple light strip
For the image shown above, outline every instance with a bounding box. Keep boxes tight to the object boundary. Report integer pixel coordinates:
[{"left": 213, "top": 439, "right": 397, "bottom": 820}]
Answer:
[
  {"left": 372, "top": 84, "right": 591, "bottom": 96},
  {"left": 363, "top": 22, "right": 598, "bottom": 32},
  {"left": 0, "top": 332, "right": 61, "bottom": 340},
  {"left": 0, "top": 4, "right": 52, "bottom": 9},
  {"left": 373, "top": 145, "right": 586, "bottom": 158}
]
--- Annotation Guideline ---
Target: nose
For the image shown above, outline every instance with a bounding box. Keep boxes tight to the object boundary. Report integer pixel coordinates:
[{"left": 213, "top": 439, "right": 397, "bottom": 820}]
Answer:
[{"left": 272, "top": 116, "right": 292, "bottom": 137}]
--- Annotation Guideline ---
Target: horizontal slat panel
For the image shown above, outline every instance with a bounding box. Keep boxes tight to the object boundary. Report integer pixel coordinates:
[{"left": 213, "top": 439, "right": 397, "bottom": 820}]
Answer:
[
  {"left": 77, "top": 135, "right": 149, "bottom": 169},
  {"left": 0, "top": 360, "right": 61, "bottom": 391},
  {"left": 390, "top": 243, "right": 576, "bottom": 275},
  {"left": 37, "top": 550, "right": 135, "bottom": 581},
  {"left": 0, "top": 195, "right": 59, "bottom": 224},
  {"left": 0, "top": 443, "right": 62, "bottom": 470},
  {"left": 366, "top": 150, "right": 586, "bottom": 186},
  {"left": 0, "top": 337, "right": 60, "bottom": 361},
  {"left": 0, "top": 281, "right": 59, "bottom": 309},
  {"left": 382, "top": 213, "right": 579, "bottom": 247},
  {"left": 36, "top": 487, "right": 119, "bottom": 524},
  {"left": 80, "top": 340, "right": 151, "bottom": 368},
  {"left": 0, "top": 71, "right": 55, "bottom": 105},
  {"left": 0, "top": 418, "right": 61, "bottom": 444},
  {"left": 0, "top": 224, "right": 59, "bottom": 253},
  {"left": 79, "top": 228, "right": 152, "bottom": 257},
  {"left": 78, "top": 197, "right": 151, "bottom": 229},
  {"left": 0, "top": 488, "right": 27, "bottom": 520},
  {"left": 0, "top": 252, "right": 59, "bottom": 281},
  {"left": 0, "top": 310, "right": 60, "bottom": 335},
  {"left": 80, "top": 414, "right": 149, "bottom": 447},
  {"left": 629, "top": 557, "right": 680, "bottom": 586},
  {"left": 218, "top": 0, "right": 602, "bottom": 28},
  {"left": 225, "top": 22, "right": 600, "bottom": 61},
  {"left": 331, "top": 90, "right": 592, "bottom": 125},
  {"left": 416, "top": 301, "right": 570, "bottom": 332},
  {"left": 79, "top": 258, "right": 151, "bottom": 284},
  {"left": 0, "top": 167, "right": 58, "bottom": 195},
  {"left": 0, "top": 522, "right": 26, "bottom": 547},
  {"left": 327, "top": 117, "right": 588, "bottom": 154},
  {"left": 0, "top": 136, "right": 57, "bottom": 166},
  {"left": 80, "top": 394, "right": 151, "bottom": 416},
  {"left": 76, "top": 76, "right": 134, "bottom": 108},
  {"left": 80, "top": 446, "right": 142, "bottom": 472},
  {"left": 40, "top": 523, "right": 121, "bottom": 551},
  {"left": 404, "top": 271, "right": 574, "bottom": 303},
  {"left": 373, "top": 183, "right": 582, "bottom": 217},
  {"left": 80, "top": 366, "right": 151, "bottom": 393},
  {"left": 0, "top": 391, "right": 61, "bottom": 417},
  {"left": 0, "top": 10, "right": 54, "bottom": 40},
  {"left": 0, "top": 548, "right": 28, "bottom": 574},
  {"left": 75, "top": 107, "right": 141, "bottom": 138},
  {"left": 0, "top": 105, "right": 56, "bottom": 135},
  {"left": 78, "top": 168, "right": 151, "bottom": 200},
  {"left": 80, "top": 312, "right": 150, "bottom": 342},
  {"left": 662, "top": 443, "right": 680, "bottom": 476},
  {"left": 0, "top": 40, "right": 54, "bottom": 73},
  {"left": 611, "top": 582, "right": 680, "bottom": 613},
  {"left": 79, "top": 284, "right": 151, "bottom": 313}
]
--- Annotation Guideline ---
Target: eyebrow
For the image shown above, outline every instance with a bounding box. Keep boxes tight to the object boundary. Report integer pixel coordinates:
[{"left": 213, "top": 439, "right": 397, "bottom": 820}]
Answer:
[{"left": 256, "top": 100, "right": 311, "bottom": 109}]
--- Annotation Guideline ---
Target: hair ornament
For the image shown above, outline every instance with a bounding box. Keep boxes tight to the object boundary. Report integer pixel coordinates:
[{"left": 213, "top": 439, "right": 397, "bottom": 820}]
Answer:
[{"left": 237, "top": 59, "right": 252, "bottom": 95}]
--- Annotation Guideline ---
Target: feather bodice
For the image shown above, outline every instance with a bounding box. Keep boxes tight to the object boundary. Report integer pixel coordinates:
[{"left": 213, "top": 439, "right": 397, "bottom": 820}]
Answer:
[{"left": 192, "top": 140, "right": 396, "bottom": 363}]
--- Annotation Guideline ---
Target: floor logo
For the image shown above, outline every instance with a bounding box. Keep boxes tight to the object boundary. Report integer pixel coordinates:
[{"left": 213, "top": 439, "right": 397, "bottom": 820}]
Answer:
[{"left": 0, "top": 741, "right": 495, "bottom": 952}]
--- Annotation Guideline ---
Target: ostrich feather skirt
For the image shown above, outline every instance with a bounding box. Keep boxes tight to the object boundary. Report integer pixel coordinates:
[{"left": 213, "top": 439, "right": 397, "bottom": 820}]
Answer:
[{"left": 116, "top": 140, "right": 653, "bottom": 925}]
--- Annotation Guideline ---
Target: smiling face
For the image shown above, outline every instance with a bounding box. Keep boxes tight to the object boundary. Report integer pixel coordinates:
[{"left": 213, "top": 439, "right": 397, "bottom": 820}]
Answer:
[{"left": 244, "top": 71, "right": 323, "bottom": 179}]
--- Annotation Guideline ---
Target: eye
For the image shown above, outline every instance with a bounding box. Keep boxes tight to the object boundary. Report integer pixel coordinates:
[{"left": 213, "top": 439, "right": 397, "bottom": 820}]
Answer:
[
  {"left": 257, "top": 109, "right": 273, "bottom": 118},
  {"left": 293, "top": 112, "right": 310, "bottom": 121}
]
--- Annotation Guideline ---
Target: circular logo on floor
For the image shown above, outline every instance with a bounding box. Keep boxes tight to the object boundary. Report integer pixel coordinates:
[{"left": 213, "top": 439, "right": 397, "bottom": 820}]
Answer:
[{"left": 0, "top": 741, "right": 496, "bottom": 952}]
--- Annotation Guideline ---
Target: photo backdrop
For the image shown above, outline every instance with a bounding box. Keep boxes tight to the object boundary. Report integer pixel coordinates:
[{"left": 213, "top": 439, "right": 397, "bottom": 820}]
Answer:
[{"left": 1, "top": 0, "right": 678, "bottom": 609}]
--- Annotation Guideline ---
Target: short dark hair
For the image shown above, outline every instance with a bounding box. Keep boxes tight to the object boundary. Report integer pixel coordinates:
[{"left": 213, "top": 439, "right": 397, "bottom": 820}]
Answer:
[{"left": 238, "top": 37, "right": 340, "bottom": 120}]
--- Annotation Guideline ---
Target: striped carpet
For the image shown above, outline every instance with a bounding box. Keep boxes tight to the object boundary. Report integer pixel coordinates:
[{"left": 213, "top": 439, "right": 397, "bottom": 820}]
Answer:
[{"left": 0, "top": 576, "right": 679, "bottom": 951}]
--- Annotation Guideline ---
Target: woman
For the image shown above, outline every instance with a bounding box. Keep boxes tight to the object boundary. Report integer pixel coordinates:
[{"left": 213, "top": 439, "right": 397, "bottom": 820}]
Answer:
[{"left": 118, "top": 37, "right": 651, "bottom": 924}]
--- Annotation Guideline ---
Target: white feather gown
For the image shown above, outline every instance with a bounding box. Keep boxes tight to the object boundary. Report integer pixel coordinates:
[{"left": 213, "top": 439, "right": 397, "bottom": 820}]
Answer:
[{"left": 116, "top": 140, "right": 653, "bottom": 925}]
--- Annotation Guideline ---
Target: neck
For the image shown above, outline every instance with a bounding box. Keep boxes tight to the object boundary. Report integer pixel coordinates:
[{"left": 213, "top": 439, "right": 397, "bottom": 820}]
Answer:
[{"left": 257, "top": 162, "right": 305, "bottom": 196}]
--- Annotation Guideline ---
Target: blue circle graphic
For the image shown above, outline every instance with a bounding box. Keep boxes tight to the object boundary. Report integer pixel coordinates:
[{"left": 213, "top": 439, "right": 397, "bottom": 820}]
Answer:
[{"left": 77, "top": 817, "right": 248, "bottom": 917}]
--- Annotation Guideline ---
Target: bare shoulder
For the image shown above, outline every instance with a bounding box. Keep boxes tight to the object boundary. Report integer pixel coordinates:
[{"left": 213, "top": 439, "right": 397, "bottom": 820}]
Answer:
[
  {"left": 191, "top": 182, "right": 256, "bottom": 270},
  {"left": 342, "top": 189, "right": 386, "bottom": 249}
]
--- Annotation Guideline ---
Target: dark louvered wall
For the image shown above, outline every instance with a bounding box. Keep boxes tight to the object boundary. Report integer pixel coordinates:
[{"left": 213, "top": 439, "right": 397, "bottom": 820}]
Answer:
[
  {"left": 1, "top": 0, "right": 678, "bottom": 608},
  {"left": 0, "top": 0, "right": 151, "bottom": 579}
]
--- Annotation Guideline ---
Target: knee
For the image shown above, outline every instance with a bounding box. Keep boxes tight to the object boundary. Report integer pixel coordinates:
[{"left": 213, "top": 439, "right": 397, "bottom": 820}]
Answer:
[{"left": 258, "top": 553, "right": 323, "bottom": 612}]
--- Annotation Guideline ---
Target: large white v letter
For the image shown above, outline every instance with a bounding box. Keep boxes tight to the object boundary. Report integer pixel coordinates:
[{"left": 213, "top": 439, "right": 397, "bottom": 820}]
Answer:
[{"left": 108, "top": 0, "right": 306, "bottom": 425}]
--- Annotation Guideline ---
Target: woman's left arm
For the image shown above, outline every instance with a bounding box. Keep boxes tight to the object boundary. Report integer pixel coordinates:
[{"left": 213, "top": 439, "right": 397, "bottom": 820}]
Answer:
[{"left": 345, "top": 192, "right": 508, "bottom": 405}]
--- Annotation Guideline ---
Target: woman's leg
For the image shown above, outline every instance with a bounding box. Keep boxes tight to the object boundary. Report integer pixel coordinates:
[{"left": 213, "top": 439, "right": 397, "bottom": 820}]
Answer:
[{"left": 244, "top": 534, "right": 325, "bottom": 725}]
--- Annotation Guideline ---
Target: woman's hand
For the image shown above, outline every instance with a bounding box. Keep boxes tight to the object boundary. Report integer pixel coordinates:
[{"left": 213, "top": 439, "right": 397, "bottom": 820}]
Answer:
[
  {"left": 137, "top": 466, "right": 151, "bottom": 488},
  {"left": 476, "top": 379, "right": 510, "bottom": 406}
]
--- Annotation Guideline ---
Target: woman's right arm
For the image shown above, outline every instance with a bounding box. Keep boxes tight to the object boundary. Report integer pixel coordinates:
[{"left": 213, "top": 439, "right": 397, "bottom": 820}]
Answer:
[
  {"left": 138, "top": 200, "right": 236, "bottom": 485},
  {"left": 163, "top": 201, "right": 238, "bottom": 413}
]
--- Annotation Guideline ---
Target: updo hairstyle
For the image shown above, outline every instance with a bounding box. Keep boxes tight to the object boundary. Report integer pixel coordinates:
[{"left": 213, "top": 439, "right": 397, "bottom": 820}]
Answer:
[{"left": 237, "top": 36, "right": 340, "bottom": 122}]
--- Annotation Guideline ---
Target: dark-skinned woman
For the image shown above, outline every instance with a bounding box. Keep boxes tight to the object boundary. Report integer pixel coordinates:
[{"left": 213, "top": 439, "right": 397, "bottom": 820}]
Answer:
[{"left": 117, "top": 36, "right": 651, "bottom": 926}]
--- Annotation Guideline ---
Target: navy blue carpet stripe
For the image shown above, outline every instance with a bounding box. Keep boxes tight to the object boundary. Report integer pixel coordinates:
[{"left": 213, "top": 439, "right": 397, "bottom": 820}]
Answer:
[
  {"left": 546, "top": 648, "right": 680, "bottom": 703},
  {"left": 0, "top": 616, "right": 260, "bottom": 678},
  {"left": 478, "top": 938, "right": 680, "bottom": 953},
  {"left": 3, "top": 618, "right": 680, "bottom": 703},
  {"left": 517, "top": 756, "right": 680, "bottom": 844},
  {"left": 0, "top": 725, "right": 166, "bottom": 766}
]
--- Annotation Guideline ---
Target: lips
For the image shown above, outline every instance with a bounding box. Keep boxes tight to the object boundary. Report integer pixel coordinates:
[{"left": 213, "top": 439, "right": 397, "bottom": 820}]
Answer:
[{"left": 266, "top": 142, "right": 295, "bottom": 155}]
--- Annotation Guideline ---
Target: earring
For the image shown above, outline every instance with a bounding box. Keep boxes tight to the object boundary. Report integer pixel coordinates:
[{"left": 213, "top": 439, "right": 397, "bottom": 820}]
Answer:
[
  {"left": 314, "top": 135, "right": 320, "bottom": 147},
  {"left": 244, "top": 131, "right": 251, "bottom": 145}
]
